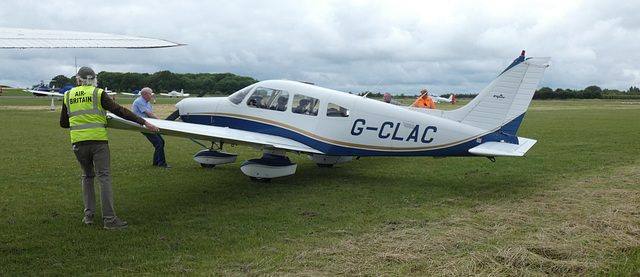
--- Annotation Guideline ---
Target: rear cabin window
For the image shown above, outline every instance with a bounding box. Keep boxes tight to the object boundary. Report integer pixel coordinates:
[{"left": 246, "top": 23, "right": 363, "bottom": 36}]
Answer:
[
  {"left": 246, "top": 87, "right": 289, "bottom": 112},
  {"left": 291, "top": 94, "right": 319, "bottom": 116},
  {"left": 326, "top": 103, "right": 349, "bottom": 117}
]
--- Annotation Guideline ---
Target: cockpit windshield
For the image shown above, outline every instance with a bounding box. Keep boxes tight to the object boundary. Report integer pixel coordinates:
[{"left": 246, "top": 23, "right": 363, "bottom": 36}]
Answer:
[
  {"left": 246, "top": 87, "right": 289, "bottom": 112},
  {"left": 228, "top": 84, "right": 256, "bottom": 105}
]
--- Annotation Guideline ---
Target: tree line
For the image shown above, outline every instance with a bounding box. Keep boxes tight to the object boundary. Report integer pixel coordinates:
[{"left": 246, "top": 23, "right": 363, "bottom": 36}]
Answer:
[
  {"left": 533, "top": 85, "right": 640, "bottom": 100},
  {"left": 48, "top": 71, "right": 258, "bottom": 95},
  {"left": 354, "top": 85, "right": 640, "bottom": 100},
  {"left": 44, "top": 71, "right": 640, "bottom": 99}
]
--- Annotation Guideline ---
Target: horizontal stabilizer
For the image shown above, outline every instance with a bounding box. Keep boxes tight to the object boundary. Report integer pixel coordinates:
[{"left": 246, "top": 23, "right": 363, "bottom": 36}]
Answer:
[{"left": 468, "top": 137, "right": 537, "bottom": 157}]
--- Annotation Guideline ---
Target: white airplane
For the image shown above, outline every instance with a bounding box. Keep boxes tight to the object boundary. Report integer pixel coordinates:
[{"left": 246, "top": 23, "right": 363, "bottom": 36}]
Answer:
[
  {"left": 120, "top": 89, "right": 142, "bottom": 96},
  {"left": 27, "top": 81, "right": 58, "bottom": 97},
  {"left": 28, "top": 85, "right": 116, "bottom": 97},
  {"left": 107, "top": 51, "right": 550, "bottom": 182},
  {"left": 104, "top": 87, "right": 117, "bottom": 95},
  {"left": 431, "top": 93, "right": 455, "bottom": 104},
  {"left": 161, "top": 89, "right": 190, "bottom": 97}
]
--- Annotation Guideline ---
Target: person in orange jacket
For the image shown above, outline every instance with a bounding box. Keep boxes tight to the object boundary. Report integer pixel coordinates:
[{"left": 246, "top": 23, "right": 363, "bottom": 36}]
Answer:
[{"left": 412, "top": 89, "right": 435, "bottom": 109}]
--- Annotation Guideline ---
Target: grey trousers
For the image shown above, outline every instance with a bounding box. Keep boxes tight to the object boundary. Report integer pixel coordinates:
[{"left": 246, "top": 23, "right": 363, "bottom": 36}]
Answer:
[{"left": 72, "top": 143, "right": 117, "bottom": 222}]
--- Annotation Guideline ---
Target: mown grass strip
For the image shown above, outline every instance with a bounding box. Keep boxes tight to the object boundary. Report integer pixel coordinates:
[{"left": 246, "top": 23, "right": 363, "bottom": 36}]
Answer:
[{"left": 1, "top": 101, "right": 639, "bottom": 275}]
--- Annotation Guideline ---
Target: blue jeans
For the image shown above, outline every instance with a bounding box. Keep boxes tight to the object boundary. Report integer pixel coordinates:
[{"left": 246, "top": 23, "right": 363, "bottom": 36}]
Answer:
[{"left": 142, "top": 133, "right": 167, "bottom": 166}]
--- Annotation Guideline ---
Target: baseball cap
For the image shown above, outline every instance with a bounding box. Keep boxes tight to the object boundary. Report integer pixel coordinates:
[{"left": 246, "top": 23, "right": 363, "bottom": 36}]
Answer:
[{"left": 77, "top": 66, "right": 96, "bottom": 79}]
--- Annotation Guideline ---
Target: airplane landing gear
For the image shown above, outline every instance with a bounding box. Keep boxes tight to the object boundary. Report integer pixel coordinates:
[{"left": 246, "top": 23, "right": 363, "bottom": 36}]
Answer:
[
  {"left": 241, "top": 149, "right": 297, "bottom": 182},
  {"left": 193, "top": 142, "right": 237, "bottom": 167}
]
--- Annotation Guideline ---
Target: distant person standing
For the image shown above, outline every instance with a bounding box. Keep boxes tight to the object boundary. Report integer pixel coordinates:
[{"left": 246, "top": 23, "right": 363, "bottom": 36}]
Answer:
[
  {"left": 132, "top": 87, "right": 170, "bottom": 168},
  {"left": 383, "top": 93, "right": 403, "bottom": 106},
  {"left": 60, "top": 66, "right": 159, "bottom": 229},
  {"left": 412, "top": 89, "right": 435, "bottom": 109}
]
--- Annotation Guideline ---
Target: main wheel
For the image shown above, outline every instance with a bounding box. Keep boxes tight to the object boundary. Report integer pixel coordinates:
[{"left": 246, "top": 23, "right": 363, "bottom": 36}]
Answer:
[{"left": 200, "top": 163, "right": 216, "bottom": 168}]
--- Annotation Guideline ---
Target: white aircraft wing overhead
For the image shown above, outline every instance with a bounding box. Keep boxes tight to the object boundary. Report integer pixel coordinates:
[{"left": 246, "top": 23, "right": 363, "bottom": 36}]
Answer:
[
  {"left": 0, "top": 28, "right": 183, "bottom": 49},
  {"left": 106, "top": 113, "right": 323, "bottom": 154},
  {"left": 27, "top": 90, "right": 64, "bottom": 97}
]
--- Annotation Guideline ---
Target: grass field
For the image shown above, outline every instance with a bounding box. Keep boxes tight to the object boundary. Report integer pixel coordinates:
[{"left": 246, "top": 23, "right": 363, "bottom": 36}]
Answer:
[{"left": 1, "top": 97, "right": 640, "bottom": 276}]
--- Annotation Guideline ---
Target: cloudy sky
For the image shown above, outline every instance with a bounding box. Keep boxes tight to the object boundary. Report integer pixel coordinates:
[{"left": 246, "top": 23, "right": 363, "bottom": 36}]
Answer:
[{"left": 1, "top": 0, "right": 639, "bottom": 95}]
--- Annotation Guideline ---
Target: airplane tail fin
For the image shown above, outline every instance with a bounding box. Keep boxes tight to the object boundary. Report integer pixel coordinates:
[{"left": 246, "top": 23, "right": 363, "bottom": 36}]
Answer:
[
  {"left": 450, "top": 94, "right": 455, "bottom": 102},
  {"left": 442, "top": 51, "right": 550, "bottom": 135}
]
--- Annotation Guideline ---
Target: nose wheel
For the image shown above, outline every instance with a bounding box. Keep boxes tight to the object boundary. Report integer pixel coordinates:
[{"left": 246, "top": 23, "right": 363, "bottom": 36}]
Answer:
[{"left": 192, "top": 141, "right": 237, "bottom": 168}]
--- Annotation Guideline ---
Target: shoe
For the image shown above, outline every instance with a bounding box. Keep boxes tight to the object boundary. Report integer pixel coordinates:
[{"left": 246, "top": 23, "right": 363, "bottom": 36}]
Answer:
[
  {"left": 104, "top": 218, "right": 130, "bottom": 229},
  {"left": 157, "top": 164, "right": 172, "bottom": 168},
  {"left": 82, "top": 214, "right": 95, "bottom": 224}
]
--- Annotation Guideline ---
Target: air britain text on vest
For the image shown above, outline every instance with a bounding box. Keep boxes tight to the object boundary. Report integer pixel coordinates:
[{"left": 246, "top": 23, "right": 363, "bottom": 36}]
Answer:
[{"left": 70, "top": 91, "right": 92, "bottom": 104}]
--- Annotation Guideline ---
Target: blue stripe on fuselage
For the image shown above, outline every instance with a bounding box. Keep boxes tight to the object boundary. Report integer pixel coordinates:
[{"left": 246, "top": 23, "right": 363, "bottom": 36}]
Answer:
[{"left": 180, "top": 114, "right": 520, "bottom": 157}]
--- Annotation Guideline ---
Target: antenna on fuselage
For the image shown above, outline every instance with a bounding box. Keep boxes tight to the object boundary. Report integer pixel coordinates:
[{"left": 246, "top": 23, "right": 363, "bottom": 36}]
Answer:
[{"left": 362, "top": 78, "right": 385, "bottom": 98}]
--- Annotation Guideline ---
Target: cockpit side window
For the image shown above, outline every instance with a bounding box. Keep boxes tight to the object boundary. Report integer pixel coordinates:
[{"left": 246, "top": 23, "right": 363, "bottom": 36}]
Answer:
[
  {"left": 228, "top": 84, "right": 256, "bottom": 105},
  {"left": 292, "top": 94, "right": 319, "bottom": 116},
  {"left": 326, "top": 103, "right": 349, "bottom": 117},
  {"left": 246, "top": 87, "right": 289, "bottom": 112}
]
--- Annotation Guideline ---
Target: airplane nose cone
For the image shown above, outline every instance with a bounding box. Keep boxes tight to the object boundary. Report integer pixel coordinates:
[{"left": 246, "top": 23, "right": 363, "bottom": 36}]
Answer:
[{"left": 175, "top": 100, "right": 184, "bottom": 110}]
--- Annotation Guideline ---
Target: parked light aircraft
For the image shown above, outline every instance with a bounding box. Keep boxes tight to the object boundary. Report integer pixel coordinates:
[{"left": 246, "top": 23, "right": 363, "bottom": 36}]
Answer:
[
  {"left": 28, "top": 81, "right": 57, "bottom": 96},
  {"left": 431, "top": 94, "right": 455, "bottom": 104},
  {"left": 107, "top": 51, "right": 550, "bottom": 182},
  {"left": 28, "top": 84, "right": 116, "bottom": 97},
  {"left": 161, "top": 89, "right": 189, "bottom": 97},
  {"left": 120, "top": 90, "right": 141, "bottom": 96}
]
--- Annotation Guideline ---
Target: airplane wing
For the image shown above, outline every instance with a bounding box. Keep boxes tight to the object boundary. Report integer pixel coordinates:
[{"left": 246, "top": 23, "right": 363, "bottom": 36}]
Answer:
[
  {"left": 0, "top": 27, "right": 184, "bottom": 49},
  {"left": 31, "top": 90, "right": 116, "bottom": 96},
  {"left": 106, "top": 113, "right": 324, "bottom": 154},
  {"left": 26, "top": 90, "right": 64, "bottom": 97},
  {"left": 160, "top": 93, "right": 170, "bottom": 96}
]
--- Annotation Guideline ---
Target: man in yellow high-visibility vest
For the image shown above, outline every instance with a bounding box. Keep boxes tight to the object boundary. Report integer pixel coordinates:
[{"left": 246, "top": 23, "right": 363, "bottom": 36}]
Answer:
[{"left": 60, "top": 66, "right": 159, "bottom": 229}]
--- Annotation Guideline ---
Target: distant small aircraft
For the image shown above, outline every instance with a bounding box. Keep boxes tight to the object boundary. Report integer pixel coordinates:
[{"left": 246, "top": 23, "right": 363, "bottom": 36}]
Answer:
[
  {"left": 120, "top": 90, "right": 141, "bottom": 96},
  {"left": 28, "top": 81, "right": 58, "bottom": 97},
  {"left": 107, "top": 51, "right": 550, "bottom": 182},
  {"left": 104, "top": 87, "right": 117, "bottom": 95},
  {"left": 161, "top": 89, "right": 190, "bottom": 98},
  {"left": 29, "top": 84, "right": 116, "bottom": 97},
  {"left": 431, "top": 94, "right": 455, "bottom": 104}
]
